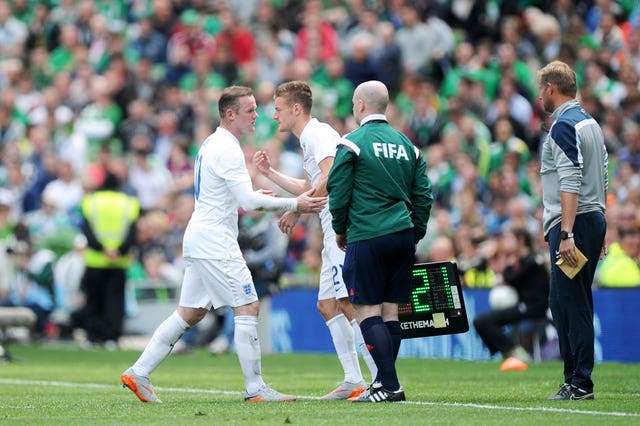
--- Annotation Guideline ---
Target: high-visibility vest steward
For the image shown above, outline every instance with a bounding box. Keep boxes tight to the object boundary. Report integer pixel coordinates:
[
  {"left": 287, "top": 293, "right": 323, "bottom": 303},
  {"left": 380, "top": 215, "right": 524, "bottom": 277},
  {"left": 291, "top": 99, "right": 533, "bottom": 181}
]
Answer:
[{"left": 81, "top": 191, "right": 140, "bottom": 268}]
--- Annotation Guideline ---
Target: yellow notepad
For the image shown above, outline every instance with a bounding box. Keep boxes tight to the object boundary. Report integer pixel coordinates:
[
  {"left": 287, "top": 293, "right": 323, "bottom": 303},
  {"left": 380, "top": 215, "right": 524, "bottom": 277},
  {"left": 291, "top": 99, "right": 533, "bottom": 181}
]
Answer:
[{"left": 555, "top": 246, "right": 588, "bottom": 279}]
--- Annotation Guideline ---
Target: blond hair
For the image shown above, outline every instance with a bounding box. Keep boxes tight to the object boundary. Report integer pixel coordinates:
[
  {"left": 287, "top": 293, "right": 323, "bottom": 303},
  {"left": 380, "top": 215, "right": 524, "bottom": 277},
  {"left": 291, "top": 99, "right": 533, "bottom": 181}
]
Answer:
[
  {"left": 274, "top": 80, "right": 313, "bottom": 114},
  {"left": 537, "top": 61, "right": 577, "bottom": 97}
]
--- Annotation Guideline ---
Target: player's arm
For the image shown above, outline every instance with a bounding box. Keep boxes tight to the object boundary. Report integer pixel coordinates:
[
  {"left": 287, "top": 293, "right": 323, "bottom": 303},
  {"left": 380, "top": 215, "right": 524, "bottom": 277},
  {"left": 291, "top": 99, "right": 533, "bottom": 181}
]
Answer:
[
  {"left": 277, "top": 156, "right": 333, "bottom": 236},
  {"left": 313, "top": 156, "right": 333, "bottom": 197},
  {"left": 231, "top": 180, "right": 325, "bottom": 213},
  {"left": 253, "top": 150, "right": 310, "bottom": 196}
]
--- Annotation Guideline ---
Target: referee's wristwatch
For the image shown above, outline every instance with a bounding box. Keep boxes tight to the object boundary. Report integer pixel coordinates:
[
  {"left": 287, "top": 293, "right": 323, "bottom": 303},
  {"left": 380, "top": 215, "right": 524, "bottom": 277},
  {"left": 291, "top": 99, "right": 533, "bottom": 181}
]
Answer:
[{"left": 560, "top": 230, "right": 574, "bottom": 240}]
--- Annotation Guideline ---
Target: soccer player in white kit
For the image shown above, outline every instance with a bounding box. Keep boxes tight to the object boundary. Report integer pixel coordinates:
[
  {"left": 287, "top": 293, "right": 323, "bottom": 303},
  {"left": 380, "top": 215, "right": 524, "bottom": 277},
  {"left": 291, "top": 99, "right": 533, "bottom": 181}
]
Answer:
[
  {"left": 253, "top": 81, "right": 378, "bottom": 400},
  {"left": 121, "top": 86, "right": 326, "bottom": 403}
]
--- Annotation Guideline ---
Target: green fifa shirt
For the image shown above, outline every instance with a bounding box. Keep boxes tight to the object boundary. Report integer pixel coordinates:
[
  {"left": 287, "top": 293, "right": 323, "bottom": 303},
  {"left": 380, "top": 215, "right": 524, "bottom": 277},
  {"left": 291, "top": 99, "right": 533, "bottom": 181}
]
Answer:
[{"left": 327, "top": 115, "right": 433, "bottom": 244}]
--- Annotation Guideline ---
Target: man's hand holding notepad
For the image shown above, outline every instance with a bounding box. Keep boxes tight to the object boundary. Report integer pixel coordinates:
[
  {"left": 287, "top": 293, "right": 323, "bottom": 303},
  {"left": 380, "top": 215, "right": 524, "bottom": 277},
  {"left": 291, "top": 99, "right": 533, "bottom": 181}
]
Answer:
[{"left": 555, "top": 246, "right": 588, "bottom": 279}]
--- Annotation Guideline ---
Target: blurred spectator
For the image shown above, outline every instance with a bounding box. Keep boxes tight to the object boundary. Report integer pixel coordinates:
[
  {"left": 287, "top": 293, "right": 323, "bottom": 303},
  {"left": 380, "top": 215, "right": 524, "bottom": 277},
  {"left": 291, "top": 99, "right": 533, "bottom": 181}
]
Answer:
[
  {"left": 156, "top": 83, "right": 194, "bottom": 138},
  {"left": 86, "top": 14, "right": 112, "bottom": 73},
  {"left": 473, "top": 227, "right": 550, "bottom": 369},
  {"left": 127, "top": 14, "right": 168, "bottom": 65},
  {"left": 443, "top": 100, "right": 492, "bottom": 182},
  {"left": 127, "top": 133, "right": 172, "bottom": 211},
  {"left": 118, "top": 99, "right": 155, "bottom": 152},
  {"left": 166, "top": 136, "right": 194, "bottom": 196},
  {"left": 617, "top": 122, "right": 640, "bottom": 172},
  {"left": 165, "top": 192, "right": 193, "bottom": 266},
  {"left": 344, "top": 33, "right": 377, "bottom": 88},
  {"left": 21, "top": 126, "right": 57, "bottom": 213},
  {"left": 22, "top": 189, "right": 75, "bottom": 252},
  {"left": 600, "top": 107, "right": 627, "bottom": 153},
  {"left": 0, "top": 104, "right": 23, "bottom": 146},
  {"left": 167, "top": 9, "right": 215, "bottom": 69},
  {"left": 460, "top": 230, "right": 500, "bottom": 289},
  {"left": 1, "top": 224, "right": 56, "bottom": 336},
  {"left": 500, "top": 15, "right": 537, "bottom": 65},
  {"left": 48, "top": 24, "right": 81, "bottom": 75},
  {"left": 584, "top": 59, "right": 626, "bottom": 109},
  {"left": 52, "top": 234, "right": 87, "bottom": 338},
  {"left": 422, "top": 234, "right": 457, "bottom": 264},
  {"left": 215, "top": 7, "right": 256, "bottom": 66},
  {"left": 25, "top": 2, "right": 58, "bottom": 53},
  {"left": 496, "top": 42, "right": 537, "bottom": 102},
  {"left": 395, "top": 4, "right": 434, "bottom": 78},
  {"left": 148, "top": 0, "right": 176, "bottom": 39},
  {"left": 0, "top": 0, "right": 28, "bottom": 58},
  {"left": 593, "top": 11, "right": 626, "bottom": 54},
  {"left": 407, "top": 81, "right": 442, "bottom": 148},
  {"left": 179, "top": 51, "right": 226, "bottom": 105},
  {"left": 130, "top": 57, "right": 161, "bottom": 105},
  {"left": 49, "top": 0, "right": 79, "bottom": 29},
  {"left": 596, "top": 225, "right": 640, "bottom": 287},
  {"left": 0, "top": 189, "right": 15, "bottom": 298},
  {"left": 488, "top": 118, "right": 530, "bottom": 175},
  {"left": 152, "top": 109, "right": 183, "bottom": 166},
  {"left": 41, "top": 159, "right": 84, "bottom": 215},
  {"left": 372, "top": 20, "right": 402, "bottom": 94},
  {"left": 531, "top": 12, "right": 563, "bottom": 64},
  {"left": 75, "top": 75, "right": 123, "bottom": 160},
  {"left": 488, "top": 77, "right": 534, "bottom": 133},
  {"left": 311, "top": 55, "right": 353, "bottom": 120},
  {"left": 294, "top": 0, "right": 338, "bottom": 65}
]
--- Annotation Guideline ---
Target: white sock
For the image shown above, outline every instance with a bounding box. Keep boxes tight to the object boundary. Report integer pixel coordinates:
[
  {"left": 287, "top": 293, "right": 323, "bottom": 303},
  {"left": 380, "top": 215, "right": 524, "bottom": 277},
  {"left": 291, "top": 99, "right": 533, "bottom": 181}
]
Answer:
[
  {"left": 132, "top": 311, "right": 190, "bottom": 377},
  {"left": 351, "top": 318, "right": 378, "bottom": 382},
  {"left": 327, "top": 314, "right": 363, "bottom": 384},
  {"left": 235, "top": 315, "right": 265, "bottom": 395}
]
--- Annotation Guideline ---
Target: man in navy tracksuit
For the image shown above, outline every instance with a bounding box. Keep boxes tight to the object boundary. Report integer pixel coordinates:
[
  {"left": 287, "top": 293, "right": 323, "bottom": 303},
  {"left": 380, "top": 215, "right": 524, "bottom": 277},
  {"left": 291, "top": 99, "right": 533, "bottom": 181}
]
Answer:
[{"left": 538, "top": 61, "right": 607, "bottom": 401}]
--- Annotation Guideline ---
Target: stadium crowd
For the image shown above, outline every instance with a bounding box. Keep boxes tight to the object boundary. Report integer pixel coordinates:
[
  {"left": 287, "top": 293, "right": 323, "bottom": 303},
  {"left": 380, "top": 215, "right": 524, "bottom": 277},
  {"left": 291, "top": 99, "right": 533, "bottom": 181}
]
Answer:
[{"left": 1, "top": 0, "right": 640, "bottom": 344}]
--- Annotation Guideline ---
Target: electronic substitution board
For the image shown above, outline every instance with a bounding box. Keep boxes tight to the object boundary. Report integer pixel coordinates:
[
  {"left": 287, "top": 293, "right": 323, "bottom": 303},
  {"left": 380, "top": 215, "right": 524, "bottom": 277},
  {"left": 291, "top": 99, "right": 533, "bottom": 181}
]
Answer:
[{"left": 399, "top": 261, "right": 469, "bottom": 339}]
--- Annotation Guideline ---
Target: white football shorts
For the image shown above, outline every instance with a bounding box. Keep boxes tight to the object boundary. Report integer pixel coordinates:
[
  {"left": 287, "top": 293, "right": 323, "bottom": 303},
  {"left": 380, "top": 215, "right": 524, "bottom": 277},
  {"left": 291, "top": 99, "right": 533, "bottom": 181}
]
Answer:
[
  {"left": 318, "top": 234, "right": 349, "bottom": 301},
  {"left": 179, "top": 256, "right": 258, "bottom": 309}
]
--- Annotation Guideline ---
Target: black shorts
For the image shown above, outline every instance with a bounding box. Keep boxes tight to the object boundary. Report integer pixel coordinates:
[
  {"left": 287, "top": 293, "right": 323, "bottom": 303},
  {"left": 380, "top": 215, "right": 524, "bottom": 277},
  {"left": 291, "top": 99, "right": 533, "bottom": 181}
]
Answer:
[{"left": 342, "top": 228, "right": 415, "bottom": 305}]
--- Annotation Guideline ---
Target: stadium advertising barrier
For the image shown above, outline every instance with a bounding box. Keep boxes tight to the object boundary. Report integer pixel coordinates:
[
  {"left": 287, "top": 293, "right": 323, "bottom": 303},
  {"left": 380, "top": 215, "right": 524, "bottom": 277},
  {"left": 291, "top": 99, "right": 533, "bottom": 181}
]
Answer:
[{"left": 269, "top": 287, "right": 640, "bottom": 363}]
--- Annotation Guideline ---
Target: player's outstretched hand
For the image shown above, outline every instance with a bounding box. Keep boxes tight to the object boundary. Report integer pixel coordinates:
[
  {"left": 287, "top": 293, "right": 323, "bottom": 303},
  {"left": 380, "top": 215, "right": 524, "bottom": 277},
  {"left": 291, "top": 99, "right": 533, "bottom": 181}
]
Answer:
[
  {"left": 278, "top": 211, "right": 301, "bottom": 235},
  {"left": 296, "top": 188, "right": 325, "bottom": 213},
  {"left": 253, "top": 150, "right": 271, "bottom": 175}
]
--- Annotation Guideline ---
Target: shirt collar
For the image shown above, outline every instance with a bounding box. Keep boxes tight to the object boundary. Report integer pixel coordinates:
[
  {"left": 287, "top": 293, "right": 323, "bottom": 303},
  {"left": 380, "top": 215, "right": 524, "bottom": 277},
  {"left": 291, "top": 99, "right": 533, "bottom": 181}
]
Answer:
[
  {"left": 360, "top": 114, "right": 388, "bottom": 126},
  {"left": 551, "top": 99, "right": 580, "bottom": 120},
  {"left": 218, "top": 126, "right": 239, "bottom": 144}
]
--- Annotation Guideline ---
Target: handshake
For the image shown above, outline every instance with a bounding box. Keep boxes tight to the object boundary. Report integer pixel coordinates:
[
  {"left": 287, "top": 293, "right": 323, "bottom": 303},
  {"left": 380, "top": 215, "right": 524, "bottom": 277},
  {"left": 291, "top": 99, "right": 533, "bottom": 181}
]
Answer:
[{"left": 295, "top": 188, "right": 327, "bottom": 213}]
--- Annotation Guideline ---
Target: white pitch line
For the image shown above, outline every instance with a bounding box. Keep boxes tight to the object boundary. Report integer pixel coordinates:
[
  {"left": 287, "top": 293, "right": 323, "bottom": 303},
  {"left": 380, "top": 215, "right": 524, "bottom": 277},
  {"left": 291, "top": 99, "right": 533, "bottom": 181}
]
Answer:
[{"left": 1, "top": 378, "right": 638, "bottom": 418}]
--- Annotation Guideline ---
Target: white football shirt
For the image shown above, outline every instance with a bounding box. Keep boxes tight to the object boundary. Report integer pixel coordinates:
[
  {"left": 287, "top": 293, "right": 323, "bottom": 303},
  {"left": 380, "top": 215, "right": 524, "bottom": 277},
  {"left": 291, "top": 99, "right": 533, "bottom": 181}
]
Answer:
[
  {"left": 183, "top": 127, "right": 296, "bottom": 259},
  {"left": 299, "top": 118, "right": 340, "bottom": 235}
]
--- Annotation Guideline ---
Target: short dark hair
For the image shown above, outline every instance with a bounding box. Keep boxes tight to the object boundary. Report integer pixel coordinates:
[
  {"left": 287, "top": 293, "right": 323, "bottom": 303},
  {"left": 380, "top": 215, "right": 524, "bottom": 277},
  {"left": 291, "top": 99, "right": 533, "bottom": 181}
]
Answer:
[
  {"left": 218, "top": 86, "right": 254, "bottom": 118},
  {"left": 274, "top": 81, "right": 313, "bottom": 114}
]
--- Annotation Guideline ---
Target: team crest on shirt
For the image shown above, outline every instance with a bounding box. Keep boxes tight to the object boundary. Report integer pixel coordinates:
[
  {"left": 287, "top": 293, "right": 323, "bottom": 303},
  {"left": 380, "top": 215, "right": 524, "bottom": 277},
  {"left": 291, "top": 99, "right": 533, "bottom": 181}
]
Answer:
[{"left": 243, "top": 284, "right": 252, "bottom": 295}]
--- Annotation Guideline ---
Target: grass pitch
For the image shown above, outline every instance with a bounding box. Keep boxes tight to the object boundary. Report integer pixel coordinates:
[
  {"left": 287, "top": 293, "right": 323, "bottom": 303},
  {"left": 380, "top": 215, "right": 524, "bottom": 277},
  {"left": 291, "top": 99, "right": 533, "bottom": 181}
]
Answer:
[{"left": 1, "top": 343, "right": 638, "bottom": 425}]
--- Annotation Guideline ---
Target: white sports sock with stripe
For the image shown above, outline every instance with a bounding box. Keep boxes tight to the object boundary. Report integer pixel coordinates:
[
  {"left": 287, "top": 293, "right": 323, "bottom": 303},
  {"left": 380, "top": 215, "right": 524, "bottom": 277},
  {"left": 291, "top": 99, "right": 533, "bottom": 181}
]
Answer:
[
  {"left": 235, "top": 315, "right": 266, "bottom": 395},
  {"left": 133, "top": 310, "right": 190, "bottom": 377},
  {"left": 327, "top": 314, "right": 363, "bottom": 384}
]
